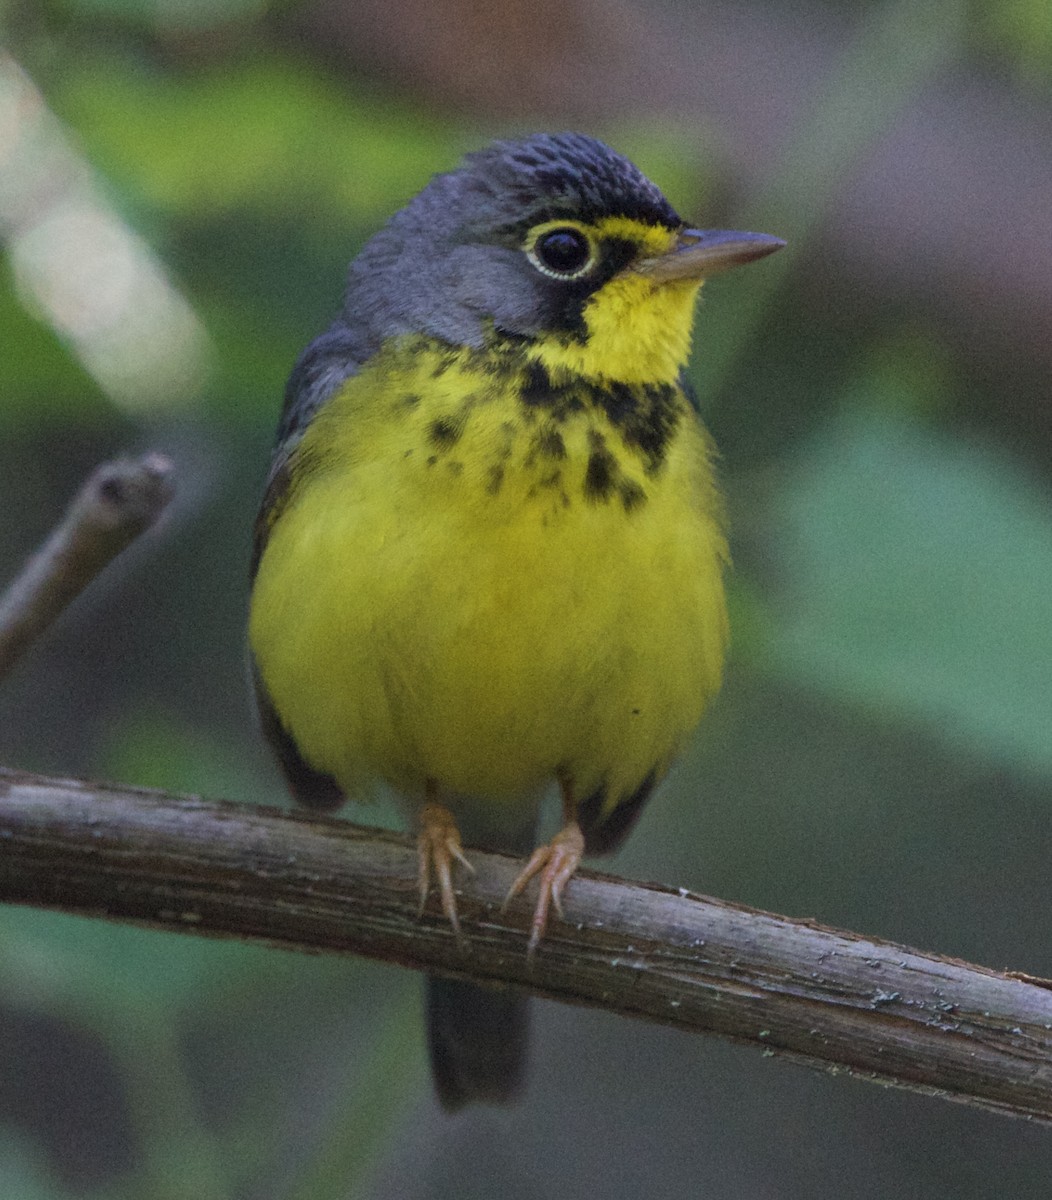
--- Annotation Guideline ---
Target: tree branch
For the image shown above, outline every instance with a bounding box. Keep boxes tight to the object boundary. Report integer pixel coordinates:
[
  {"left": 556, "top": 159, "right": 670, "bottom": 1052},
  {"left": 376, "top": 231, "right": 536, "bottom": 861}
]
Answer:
[
  {"left": 0, "top": 454, "right": 175, "bottom": 681},
  {"left": 1, "top": 765, "right": 1050, "bottom": 1122}
]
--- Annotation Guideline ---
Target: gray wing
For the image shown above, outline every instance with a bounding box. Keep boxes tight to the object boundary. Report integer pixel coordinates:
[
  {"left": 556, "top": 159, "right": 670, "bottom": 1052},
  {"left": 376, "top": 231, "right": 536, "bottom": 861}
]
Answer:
[
  {"left": 251, "top": 322, "right": 364, "bottom": 579},
  {"left": 251, "top": 658, "right": 345, "bottom": 810},
  {"left": 250, "top": 322, "right": 365, "bottom": 808}
]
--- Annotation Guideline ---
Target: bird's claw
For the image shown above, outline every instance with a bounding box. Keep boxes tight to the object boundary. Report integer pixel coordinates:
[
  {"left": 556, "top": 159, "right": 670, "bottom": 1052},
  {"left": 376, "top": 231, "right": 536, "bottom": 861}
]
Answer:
[
  {"left": 417, "top": 802, "right": 474, "bottom": 945},
  {"left": 504, "top": 821, "right": 584, "bottom": 956}
]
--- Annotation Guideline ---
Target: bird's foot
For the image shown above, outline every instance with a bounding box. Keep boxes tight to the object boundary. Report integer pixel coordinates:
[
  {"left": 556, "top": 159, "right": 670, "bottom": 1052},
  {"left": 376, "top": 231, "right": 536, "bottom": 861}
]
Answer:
[
  {"left": 504, "top": 821, "right": 584, "bottom": 956},
  {"left": 417, "top": 802, "right": 474, "bottom": 944}
]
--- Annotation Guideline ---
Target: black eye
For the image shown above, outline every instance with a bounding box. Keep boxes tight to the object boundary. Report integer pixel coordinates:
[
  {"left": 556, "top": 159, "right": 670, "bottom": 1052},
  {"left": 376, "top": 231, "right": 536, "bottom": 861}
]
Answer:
[{"left": 530, "top": 227, "right": 594, "bottom": 278}]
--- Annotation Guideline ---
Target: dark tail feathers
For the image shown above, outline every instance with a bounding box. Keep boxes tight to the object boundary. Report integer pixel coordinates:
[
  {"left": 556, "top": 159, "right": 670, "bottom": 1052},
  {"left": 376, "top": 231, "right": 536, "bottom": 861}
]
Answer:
[{"left": 426, "top": 976, "right": 528, "bottom": 1110}]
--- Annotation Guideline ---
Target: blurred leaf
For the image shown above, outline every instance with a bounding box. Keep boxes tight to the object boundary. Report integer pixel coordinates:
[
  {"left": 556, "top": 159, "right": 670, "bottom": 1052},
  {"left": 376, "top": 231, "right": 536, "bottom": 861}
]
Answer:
[
  {"left": 0, "top": 904, "right": 219, "bottom": 1010},
  {"left": 54, "top": 56, "right": 457, "bottom": 227},
  {"left": 0, "top": 267, "right": 108, "bottom": 427},
  {"left": 0, "top": 915, "right": 237, "bottom": 1200},
  {"left": 769, "top": 399, "right": 1052, "bottom": 777},
  {"left": 286, "top": 986, "right": 423, "bottom": 1200},
  {"left": 976, "top": 0, "right": 1052, "bottom": 86},
  {"left": 857, "top": 329, "right": 954, "bottom": 420},
  {"left": 99, "top": 705, "right": 270, "bottom": 800},
  {"left": 0, "top": 1129, "right": 69, "bottom": 1200},
  {"left": 64, "top": 0, "right": 270, "bottom": 33}
]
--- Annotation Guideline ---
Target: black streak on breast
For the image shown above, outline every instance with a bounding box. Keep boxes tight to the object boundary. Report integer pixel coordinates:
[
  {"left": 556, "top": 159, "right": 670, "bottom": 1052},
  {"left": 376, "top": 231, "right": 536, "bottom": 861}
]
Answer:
[
  {"left": 519, "top": 360, "right": 681, "bottom": 472},
  {"left": 584, "top": 431, "right": 617, "bottom": 501}
]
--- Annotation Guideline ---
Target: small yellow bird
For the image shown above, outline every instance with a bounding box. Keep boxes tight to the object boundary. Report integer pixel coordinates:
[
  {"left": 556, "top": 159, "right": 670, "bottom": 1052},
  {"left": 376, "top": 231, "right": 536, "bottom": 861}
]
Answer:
[{"left": 248, "top": 132, "right": 783, "bottom": 1108}]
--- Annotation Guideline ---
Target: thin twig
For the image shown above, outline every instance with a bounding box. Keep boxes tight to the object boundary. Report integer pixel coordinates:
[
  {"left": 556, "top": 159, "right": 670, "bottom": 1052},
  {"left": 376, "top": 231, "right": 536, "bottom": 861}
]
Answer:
[
  {"left": 0, "top": 454, "right": 175, "bottom": 681},
  {"left": 1, "top": 765, "right": 1050, "bottom": 1122}
]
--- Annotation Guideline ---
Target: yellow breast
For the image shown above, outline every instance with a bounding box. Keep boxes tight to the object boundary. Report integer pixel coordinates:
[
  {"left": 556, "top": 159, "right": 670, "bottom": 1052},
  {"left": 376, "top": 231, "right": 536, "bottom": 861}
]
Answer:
[{"left": 248, "top": 336, "right": 728, "bottom": 820}]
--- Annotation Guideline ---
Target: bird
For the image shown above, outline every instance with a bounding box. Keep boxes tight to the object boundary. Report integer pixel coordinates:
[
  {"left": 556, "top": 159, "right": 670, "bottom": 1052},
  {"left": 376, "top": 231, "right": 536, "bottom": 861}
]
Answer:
[{"left": 247, "top": 131, "right": 783, "bottom": 1110}]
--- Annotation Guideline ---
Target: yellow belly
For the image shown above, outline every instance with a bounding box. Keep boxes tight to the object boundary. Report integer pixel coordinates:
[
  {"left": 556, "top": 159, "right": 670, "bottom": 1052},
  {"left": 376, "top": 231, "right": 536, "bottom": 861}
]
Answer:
[{"left": 249, "top": 340, "right": 728, "bottom": 820}]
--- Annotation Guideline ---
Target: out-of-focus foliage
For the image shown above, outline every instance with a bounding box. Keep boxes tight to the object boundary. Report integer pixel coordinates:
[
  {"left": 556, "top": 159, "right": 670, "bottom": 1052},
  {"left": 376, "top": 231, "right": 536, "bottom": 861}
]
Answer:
[
  {"left": 56, "top": 57, "right": 454, "bottom": 226},
  {"left": 978, "top": 0, "right": 1052, "bottom": 86},
  {"left": 774, "top": 397, "right": 1052, "bottom": 771},
  {"left": 0, "top": 1130, "right": 64, "bottom": 1200},
  {"left": 60, "top": 0, "right": 269, "bottom": 34},
  {"left": 768, "top": 339, "right": 1052, "bottom": 777},
  {"left": 0, "top": 285, "right": 105, "bottom": 425},
  {"left": 2, "top": 0, "right": 1051, "bottom": 1198}
]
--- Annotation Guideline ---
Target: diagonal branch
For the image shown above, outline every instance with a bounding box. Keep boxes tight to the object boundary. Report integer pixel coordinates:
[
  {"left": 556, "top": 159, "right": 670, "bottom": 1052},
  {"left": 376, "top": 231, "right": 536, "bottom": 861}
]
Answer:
[
  {"left": 1, "top": 764, "right": 1051, "bottom": 1123},
  {"left": 0, "top": 454, "right": 175, "bottom": 681}
]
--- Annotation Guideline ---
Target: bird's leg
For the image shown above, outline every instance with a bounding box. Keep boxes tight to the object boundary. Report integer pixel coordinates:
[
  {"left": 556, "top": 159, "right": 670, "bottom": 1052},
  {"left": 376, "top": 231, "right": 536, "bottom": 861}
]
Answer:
[
  {"left": 504, "top": 773, "right": 584, "bottom": 956},
  {"left": 417, "top": 783, "right": 474, "bottom": 943}
]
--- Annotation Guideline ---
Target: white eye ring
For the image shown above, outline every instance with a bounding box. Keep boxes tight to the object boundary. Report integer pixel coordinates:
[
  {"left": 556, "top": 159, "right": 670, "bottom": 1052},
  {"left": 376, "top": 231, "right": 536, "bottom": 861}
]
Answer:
[{"left": 526, "top": 225, "right": 596, "bottom": 280}]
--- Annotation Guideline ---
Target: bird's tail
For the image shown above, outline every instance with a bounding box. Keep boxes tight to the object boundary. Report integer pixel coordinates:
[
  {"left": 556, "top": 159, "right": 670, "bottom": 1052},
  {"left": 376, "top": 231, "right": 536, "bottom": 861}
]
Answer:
[
  {"left": 424, "top": 795, "right": 537, "bottom": 1109},
  {"left": 426, "top": 975, "right": 528, "bottom": 1110}
]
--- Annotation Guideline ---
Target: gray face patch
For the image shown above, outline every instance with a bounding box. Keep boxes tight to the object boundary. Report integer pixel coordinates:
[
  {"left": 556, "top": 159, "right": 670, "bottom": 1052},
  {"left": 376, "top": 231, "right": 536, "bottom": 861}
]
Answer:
[{"left": 339, "top": 133, "right": 682, "bottom": 359}]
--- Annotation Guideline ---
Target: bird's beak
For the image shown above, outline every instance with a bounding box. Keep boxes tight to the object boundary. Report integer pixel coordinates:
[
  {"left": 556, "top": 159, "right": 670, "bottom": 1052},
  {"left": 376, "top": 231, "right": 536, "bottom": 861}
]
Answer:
[{"left": 635, "top": 228, "right": 786, "bottom": 283}]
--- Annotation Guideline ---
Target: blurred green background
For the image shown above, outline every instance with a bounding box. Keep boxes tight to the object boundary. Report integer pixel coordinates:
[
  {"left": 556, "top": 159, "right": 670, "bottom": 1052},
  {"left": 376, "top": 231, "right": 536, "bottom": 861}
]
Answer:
[{"left": 1, "top": 0, "right": 1051, "bottom": 1196}]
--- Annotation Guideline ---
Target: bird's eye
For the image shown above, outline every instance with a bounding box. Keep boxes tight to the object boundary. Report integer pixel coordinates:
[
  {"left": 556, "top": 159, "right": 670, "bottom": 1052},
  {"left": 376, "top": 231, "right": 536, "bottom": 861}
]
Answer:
[{"left": 528, "top": 226, "right": 595, "bottom": 279}]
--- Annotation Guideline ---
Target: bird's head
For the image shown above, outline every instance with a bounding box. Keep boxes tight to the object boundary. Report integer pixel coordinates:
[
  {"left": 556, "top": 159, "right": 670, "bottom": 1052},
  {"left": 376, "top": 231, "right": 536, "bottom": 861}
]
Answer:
[{"left": 344, "top": 132, "right": 783, "bottom": 386}]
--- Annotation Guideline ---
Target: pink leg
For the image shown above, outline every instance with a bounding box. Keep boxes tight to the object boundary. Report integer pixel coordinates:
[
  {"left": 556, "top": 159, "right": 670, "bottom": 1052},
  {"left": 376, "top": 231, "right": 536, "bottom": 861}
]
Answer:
[
  {"left": 504, "top": 775, "right": 584, "bottom": 955},
  {"left": 417, "top": 790, "right": 474, "bottom": 942}
]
